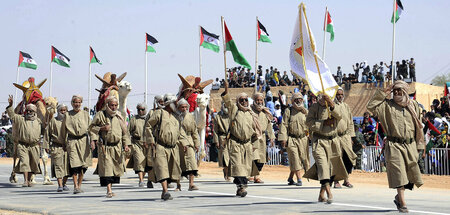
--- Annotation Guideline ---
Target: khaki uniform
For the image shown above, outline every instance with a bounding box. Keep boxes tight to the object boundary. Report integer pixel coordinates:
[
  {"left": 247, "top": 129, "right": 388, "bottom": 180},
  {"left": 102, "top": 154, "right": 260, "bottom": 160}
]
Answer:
[
  {"left": 126, "top": 116, "right": 146, "bottom": 172},
  {"left": 250, "top": 107, "right": 275, "bottom": 176},
  {"left": 89, "top": 111, "right": 131, "bottom": 177},
  {"left": 304, "top": 103, "right": 348, "bottom": 182},
  {"left": 59, "top": 110, "right": 92, "bottom": 170},
  {"left": 222, "top": 94, "right": 257, "bottom": 178},
  {"left": 43, "top": 117, "right": 69, "bottom": 178},
  {"left": 278, "top": 107, "right": 310, "bottom": 172},
  {"left": 7, "top": 107, "right": 42, "bottom": 174},
  {"left": 178, "top": 113, "right": 200, "bottom": 175},
  {"left": 335, "top": 102, "right": 357, "bottom": 172},
  {"left": 144, "top": 109, "right": 188, "bottom": 182},
  {"left": 367, "top": 90, "right": 423, "bottom": 188},
  {"left": 213, "top": 111, "right": 230, "bottom": 167}
]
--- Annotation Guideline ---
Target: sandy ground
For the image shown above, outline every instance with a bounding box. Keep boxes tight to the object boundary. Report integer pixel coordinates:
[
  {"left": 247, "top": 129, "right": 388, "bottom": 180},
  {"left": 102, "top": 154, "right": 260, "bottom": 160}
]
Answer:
[
  {"left": 2, "top": 157, "right": 449, "bottom": 190},
  {"left": 0, "top": 209, "right": 39, "bottom": 215}
]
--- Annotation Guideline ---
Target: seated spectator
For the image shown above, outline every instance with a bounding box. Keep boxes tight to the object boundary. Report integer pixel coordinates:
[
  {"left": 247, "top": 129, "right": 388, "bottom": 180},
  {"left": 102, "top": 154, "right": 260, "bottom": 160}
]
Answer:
[
  {"left": 266, "top": 97, "right": 275, "bottom": 115},
  {"left": 212, "top": 78, "right": 220, "bottom": 90},
  {"left": 282, "top": 71, "right": 291, "bottom": 86}
]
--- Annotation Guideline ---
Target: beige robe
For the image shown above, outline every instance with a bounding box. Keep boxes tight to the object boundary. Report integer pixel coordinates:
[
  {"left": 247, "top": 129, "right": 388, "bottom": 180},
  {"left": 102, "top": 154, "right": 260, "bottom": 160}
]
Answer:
[
  {"left": 213, "top": 111, "right": 230, "bottom": 167},
  {"left": 335, "top": 102, "right": 357, "bottom": 166},
  {"left": 367, "top": 89, "right": 423, "bottom": 188},
  {"left": 278, "top": 107, "right": 310, "bottom": 172},
  {"left": 222, "top": 94, "right": 257, "bottom": 178},
  {"left": 250, "top": 107, "right": 275, "bottom": 176},
  {"left": 44, "top": 117, "right": 69, "bottom": 178},
  {"left": 144, "top": 109, "right": 188, "bottom": 182},
  {"left": 303, "top": 103, "right": 348, "bottom": 182},
  {"left": 89, "top": 111, "right": 131, "bottom": 177},
  {"left": 59, "top": 110, "right": 92, "bottom": 169},
  {"left": 126, "top": 116, "right": 146, "bottom": 172},
  {"left": 7, "top": 107, "right": 42, "bottom": 174},
  {"left": 178, "top": 113, "right": 200, "bottom": 173}
]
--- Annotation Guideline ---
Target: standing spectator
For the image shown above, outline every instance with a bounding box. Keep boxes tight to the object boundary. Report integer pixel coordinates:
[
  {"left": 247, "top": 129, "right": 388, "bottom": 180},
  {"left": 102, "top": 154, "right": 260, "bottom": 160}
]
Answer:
[
  {"left": 336, "top": 66, "right": 343, "bottom": 85},
  {"left": 265, "top": 86, "right": 273, "bottom": 101},
  {"left": 352, "top": 124, "right": 366, "bottom": 170},
  {"left": 408, "top": 58, "right": 416, "bottom": 82},
  {"left": 266, "top": 96, "right": 275, "bottom": 115},
  {"left": 352, "top": 63, "right": 361, "bottom": 82}
]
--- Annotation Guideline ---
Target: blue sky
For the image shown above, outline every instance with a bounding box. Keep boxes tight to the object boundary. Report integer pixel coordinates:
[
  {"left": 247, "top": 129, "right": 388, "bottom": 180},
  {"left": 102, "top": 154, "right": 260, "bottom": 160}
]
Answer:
[{"left": 1, "top": 0, "right": 449, "bottom": 110}]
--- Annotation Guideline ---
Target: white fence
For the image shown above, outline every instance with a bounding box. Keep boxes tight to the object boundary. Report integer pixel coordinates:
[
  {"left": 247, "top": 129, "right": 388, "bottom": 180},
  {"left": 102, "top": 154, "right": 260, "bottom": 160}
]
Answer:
[{"left": 425, "top": 148, "right": 450, "bottom": 175}]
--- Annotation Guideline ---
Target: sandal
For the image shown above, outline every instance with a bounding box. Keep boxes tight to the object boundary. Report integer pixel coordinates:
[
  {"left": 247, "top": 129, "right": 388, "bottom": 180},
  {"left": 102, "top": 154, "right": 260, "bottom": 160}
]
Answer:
[
  {"left": 106, "top": 193, "right": 113, "bottom": 198},
  {"left": 188, "top": 185, "right": 199, "bottom": 191},
  {"left": 318, "top": 196, "right": 327, "bottom": 202},
  {"left": 343, "top": 181, "right": 354, "bottom": 188},
  {"left": 161, "top": 192, "right": 173, "bottom": 201},
  {"left": 254, "top": 178, "right": 264, "bottom": 184}
]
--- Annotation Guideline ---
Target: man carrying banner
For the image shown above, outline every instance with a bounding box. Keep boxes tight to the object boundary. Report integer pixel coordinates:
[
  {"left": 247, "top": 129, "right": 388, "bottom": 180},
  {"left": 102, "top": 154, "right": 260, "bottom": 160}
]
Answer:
[{"left": 367, "top": 80, "right": 423, "bottom": 213}]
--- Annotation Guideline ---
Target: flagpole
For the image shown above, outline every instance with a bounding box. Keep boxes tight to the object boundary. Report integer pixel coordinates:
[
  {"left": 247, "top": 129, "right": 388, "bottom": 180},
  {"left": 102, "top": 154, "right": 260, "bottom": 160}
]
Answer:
[
  {"left": 254, "top": 16, "right": 259, "bottom": 93},
  {"left": 221, "top": 16, "right": 228, "bottom": 85},
  {"left": 199, "top": 25, "right": 203, "bottom": 79},
  {"left": 14, "top": 67, "right": 20, "bottom": 107},
  {"left": 391, "top": 0, "right": 396, "bottom": 84},
  {"left": 322, "top": 7, "right": 328, "bottom": 60},
  {"left": 301, "top": 4, "right": 330, "bottom": 118},
  {"left": 50, "top": 62, "right": 53, "bottom": 97},
  {"left": 88, "top": 62, "right": 91, "bottom": 112},
  {"left": 145, "top": 50, "right": 148, "bottom": 104}
]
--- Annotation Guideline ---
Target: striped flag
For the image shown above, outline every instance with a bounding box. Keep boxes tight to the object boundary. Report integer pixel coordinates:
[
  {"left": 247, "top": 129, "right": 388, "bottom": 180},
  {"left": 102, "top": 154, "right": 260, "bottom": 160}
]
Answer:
[
  {"left": 200, "top": 27, "right": 220, "bottom": 53},
  {"left": 391, "top": 0, "right": 404, "bottom": 23},
  {"left": 90, "top": 46, "right": 102, "bottom": 65},
  {"left": 257, "top": 20, "right": 271, "bottom": 43},
  {"left": 224, "top": 21, "right": 251, "bottom": 69},
  {"left": 51, "top": 46, "right": 70, "bottom": 68},
  {"left": 18, "top": 51, "right": 37, "bottom": 70},
  {"left": 146, "top": 33, "right": 158, "bottom": 53},
  {"left": 324, "top": 9, "right": 334, "bottom": 42}
]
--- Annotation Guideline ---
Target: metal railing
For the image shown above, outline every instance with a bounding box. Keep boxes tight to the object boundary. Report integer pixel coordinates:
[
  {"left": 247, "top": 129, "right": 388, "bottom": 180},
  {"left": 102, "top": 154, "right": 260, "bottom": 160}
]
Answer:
[{"left": 425, "top": 148, "right": 450, "bottom": 175}]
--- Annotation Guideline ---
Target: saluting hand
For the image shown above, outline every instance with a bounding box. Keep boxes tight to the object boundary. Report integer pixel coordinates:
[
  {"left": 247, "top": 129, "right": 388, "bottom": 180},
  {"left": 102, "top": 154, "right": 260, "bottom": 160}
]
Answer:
[{"left": 7, "top": 95, "right": 13, "bottom": 107}]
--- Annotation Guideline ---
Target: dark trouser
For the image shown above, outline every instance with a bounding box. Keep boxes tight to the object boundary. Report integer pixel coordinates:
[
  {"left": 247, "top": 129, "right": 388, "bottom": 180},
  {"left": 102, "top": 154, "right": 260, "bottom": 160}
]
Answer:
[
  {"left": 100, "top": 176, "right": 120, "bottom": 186},
  {"left": 70, "top": 166, "right": 87, "bottom": 175},
  {"left": 342, "top": 151, "right": 353, "bottom": 174},
  {"left": 320, "top": 176, "right": 335, "bottom": 186},
  {"left": 418, "top": 149, "right": 425, "bottom": 174},
  {"left": 233, "top": 177, "right": 248, "bottom": 187},
  {"left": 254, "top": 160, "right": 264, "bottom": 172},
  {"left": 182, "top": 170, "right": 198, "bottom": 177}
]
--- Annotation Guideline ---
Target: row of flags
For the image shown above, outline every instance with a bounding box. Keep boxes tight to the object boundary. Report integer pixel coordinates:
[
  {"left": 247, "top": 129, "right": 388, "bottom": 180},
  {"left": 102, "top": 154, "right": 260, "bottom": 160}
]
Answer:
[{"left": 18, "top": 46, "right": 102, "bottom": 70}]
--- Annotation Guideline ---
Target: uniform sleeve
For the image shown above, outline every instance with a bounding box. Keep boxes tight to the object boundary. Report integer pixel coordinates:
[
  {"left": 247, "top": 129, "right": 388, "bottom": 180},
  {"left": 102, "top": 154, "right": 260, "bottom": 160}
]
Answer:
[
  {"left": 347, "top": 105, "right": 356, "bottom": 137},
  {"left": 266, "top": 119, "right": 275, "bottom": 140},
  {"left": 367, "top": 89, "right": 387, "bottom": 116},
  {"left": 89, "top": 112, "right": 104, "bottom": 142},
  {"left": 6, "top": 106, "right": 20, "bottom": 123},
  {"left": 213, "top": 117, "right": 219, "bottom": 144},
  {"left": 43, "top": 118, "right": 53, "bottom": 150},
  {"left": 306, "top": 105, "right": 323, "bottom": 133},
  {"left": 128, "top": 118, "right": 135, "bottom": 138},
  {"left": 191, "top": 125, "right": 200, "bottom": 148},
  {"left": 278, "top": 108, "right": 290, "bottom": 141},
  {"left": 58, "top": 113, "right": 68, "bottom": 146},
  {"left": 121, "top": 120, "right": 132, "bottom": 146},
  {"left": 330, "top": 106, "right": 342, "bottom": 121},
  {"left": 144, "top": 109, "right": 161, "bottom": 144},
  {"left": 178, "top": 125, "right": 189, "bottom": 147}
]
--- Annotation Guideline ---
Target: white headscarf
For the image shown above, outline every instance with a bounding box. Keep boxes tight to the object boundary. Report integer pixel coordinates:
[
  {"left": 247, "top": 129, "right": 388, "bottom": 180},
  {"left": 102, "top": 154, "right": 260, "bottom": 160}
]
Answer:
[
  {"left": 56, "top": 104, "right": 67, "bottom": 120},
  {"left": 136, "top": 103, "right": 147, "bottom": 119},
  {"left": 25, "top": 104, "right": 37, "bottom": 121},
  {"left": 163, "top": 93, "right": 177, "bottom": 112}
]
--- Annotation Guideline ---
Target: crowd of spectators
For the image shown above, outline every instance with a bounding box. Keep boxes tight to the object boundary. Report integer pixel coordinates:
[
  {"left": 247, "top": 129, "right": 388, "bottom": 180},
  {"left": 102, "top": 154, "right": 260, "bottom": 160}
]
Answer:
[
  {"left": 211, "top": 65, "right": 303, "bottom": 91},
  {"left": 334, "top": 58, "right": 416, "bottom": 90}
]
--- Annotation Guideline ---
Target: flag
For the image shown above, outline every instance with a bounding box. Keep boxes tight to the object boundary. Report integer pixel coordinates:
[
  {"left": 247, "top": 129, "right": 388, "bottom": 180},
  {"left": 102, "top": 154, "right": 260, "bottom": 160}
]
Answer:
[
  {"left": 224, "top": 21, "right": 251, "bottom": 69},
  {"left": 289, "top": 3, "right": 339, "bottom": 98},
  {"left": 146, "top": 33, "right": 158, "bottom": 53},
  {"left": 51, "top": 46, "right": 70, "bottom": 68},
  {"left": 391, "top": 0, "right": 404, "bottom": 23},
  {"left": 90, "top": 46, "right": 102, "bottom": 65},
  {"left": 444, "top": 82, "right": 450, "bottom": 97},
  {"left": 200, "top": 27, "right": 220, "bottom": 53},
  {"left": 324, "top": 10, "right": 334, "bottom": 42},
  {"left": 257, "top": 20, "right": 271, "bottom": 43},
  {"left": 18, "top": 51, "right": 37, "bottom": 70}
]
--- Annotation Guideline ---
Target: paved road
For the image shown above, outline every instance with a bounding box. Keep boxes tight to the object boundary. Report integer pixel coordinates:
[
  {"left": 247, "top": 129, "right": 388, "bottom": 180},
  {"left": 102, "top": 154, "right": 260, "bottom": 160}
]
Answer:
[{"left": 0, "top": 164, "right": 448, "bottom": 215}]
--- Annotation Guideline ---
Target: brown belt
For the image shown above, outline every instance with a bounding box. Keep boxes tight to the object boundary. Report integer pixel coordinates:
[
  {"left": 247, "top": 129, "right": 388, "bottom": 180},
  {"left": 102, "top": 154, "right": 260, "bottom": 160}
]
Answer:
[
  {"left": 229, "top": 135, "right": 251, "bottom": 144},
  {"left": 386, "top": 136, "right": 414, "bottom": 144},
  {"left": 68, "top": 133, "right": 87, "bottom": 140},
  {"left": 157, "top": 142, "right": 176, "bottom": 148},
  {"left": 313, "top": 133, "right": 337, "bottom": 140},
  {"left": 18, "top": 141, "right": 38, "bottom": 147},
  {"left": 288, "top": 133, "right": 306, "bottom": 139}
]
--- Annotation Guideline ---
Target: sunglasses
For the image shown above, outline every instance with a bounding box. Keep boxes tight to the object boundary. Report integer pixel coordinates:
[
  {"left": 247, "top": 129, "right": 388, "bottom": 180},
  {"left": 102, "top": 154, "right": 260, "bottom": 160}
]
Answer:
[
  {"left": 239, "top": 98, "right": 248, "bottom": 102},
  {"left": 137, "top": 108, "right": 146, "bottom": 111}
]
